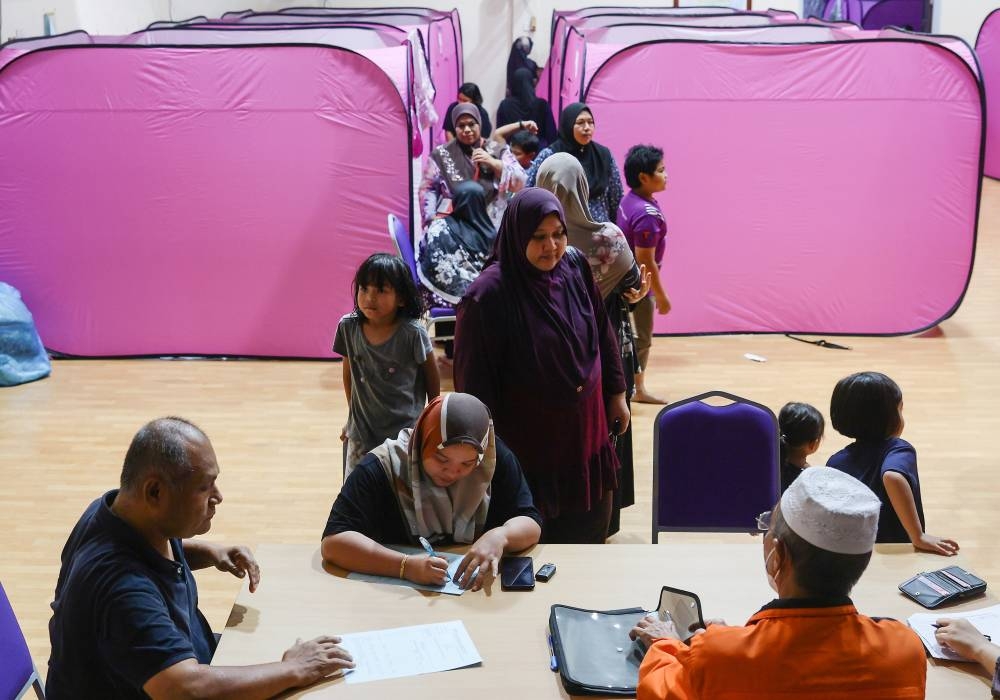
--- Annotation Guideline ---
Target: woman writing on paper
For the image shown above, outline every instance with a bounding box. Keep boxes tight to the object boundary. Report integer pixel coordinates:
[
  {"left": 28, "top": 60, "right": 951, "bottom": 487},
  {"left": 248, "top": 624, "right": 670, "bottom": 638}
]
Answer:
[{"left": 321, "top": 393, "right": 541, "bottom": 591}]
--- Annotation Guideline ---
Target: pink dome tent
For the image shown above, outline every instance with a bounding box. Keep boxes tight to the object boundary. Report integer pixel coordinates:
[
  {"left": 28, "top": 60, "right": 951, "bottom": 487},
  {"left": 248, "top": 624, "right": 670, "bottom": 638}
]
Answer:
[
  {"left": 575, "top": 35, "right": 981, "bottom": 335},
  {"left": 0, "top": 26, "right": 428, "bottom": 357}
]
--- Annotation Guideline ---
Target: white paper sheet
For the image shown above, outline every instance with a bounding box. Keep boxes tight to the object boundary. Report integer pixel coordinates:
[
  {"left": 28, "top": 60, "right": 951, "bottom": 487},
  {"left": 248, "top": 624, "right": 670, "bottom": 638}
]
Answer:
[
  {"left": 346, "top": 545, "right": 469, "bottom": 595},
  {"left": 339, "top": 620, "right": 482, "bottom": 684},
  {"left": 908, "top": 603, "right": 1000, "bottom": 661}
]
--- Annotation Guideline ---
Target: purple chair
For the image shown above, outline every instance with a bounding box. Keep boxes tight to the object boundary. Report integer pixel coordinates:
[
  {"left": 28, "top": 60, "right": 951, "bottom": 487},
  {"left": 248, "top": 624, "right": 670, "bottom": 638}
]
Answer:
[
  {"left": 652, "top": 391, "right": 779, "bottom": 542},
  {"left": 861, "top": 0, "right": 927, "bottom": 31},
  {"left": 0, "top": 581, "right": 44, "bottom": 699},
  {"left": 387, "top": 214, "right": 456, "bottom": 340}
]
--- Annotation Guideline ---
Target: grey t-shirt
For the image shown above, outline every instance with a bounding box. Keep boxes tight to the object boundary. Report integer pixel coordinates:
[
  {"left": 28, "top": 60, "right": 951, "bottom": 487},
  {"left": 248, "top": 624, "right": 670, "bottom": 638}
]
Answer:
[{"left": 333, "top": 314, "right": 433, "bottom": 453}]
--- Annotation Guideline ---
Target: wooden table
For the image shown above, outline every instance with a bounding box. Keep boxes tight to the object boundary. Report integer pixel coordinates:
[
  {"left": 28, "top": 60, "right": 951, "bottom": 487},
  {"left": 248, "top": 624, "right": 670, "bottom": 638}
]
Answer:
[{"left": 212, "top": 543, "right": 996, "bottom": 698}]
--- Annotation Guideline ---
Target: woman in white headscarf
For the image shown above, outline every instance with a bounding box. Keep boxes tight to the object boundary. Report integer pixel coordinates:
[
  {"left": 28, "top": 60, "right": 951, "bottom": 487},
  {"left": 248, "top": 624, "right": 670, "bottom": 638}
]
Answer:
[
  {"left": 536, "top": 152, "right": 650, "bottom": 537},
  {"left": 321, "top": 393, "right": 541, "bottom": 591}
]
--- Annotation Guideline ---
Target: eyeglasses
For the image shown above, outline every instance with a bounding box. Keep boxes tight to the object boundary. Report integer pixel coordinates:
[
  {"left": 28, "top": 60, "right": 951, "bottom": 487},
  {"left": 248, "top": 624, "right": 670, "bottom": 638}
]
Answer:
[{"left": 756, "top": 510, "right": 772, "bottom": 532}]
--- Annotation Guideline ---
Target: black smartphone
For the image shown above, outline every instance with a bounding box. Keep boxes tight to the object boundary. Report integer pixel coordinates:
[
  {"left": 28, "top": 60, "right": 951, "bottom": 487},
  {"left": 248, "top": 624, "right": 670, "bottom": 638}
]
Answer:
[{"left": 500, "top": 556, "right": 534, "bottom": 591}]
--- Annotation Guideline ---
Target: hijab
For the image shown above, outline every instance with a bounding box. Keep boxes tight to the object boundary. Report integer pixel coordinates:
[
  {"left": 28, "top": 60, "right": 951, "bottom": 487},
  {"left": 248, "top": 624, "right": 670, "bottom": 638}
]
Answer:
[
  {"left": 498, "top": 67, "right": 540, "bottom": 124},
  {"left": 432, "top": 103, "right": 496, "bottom": 204},
  {"left": 506, "top": 36, "right": 538, "bottom": 95},
  {"left": 486, "top": 188, "right": 600, "bottom": 396},
  {"left": 449, "top": 103, "right": 482, "bottom": 157},
  {"left": 370, "top": 393, "right": 495, "bottom": 544},
  {"left": 549, "top": 102, "right": 614, "bottom": 202},
  {"left": 535, "top": 153, "right": 635, "bottom": 299}
]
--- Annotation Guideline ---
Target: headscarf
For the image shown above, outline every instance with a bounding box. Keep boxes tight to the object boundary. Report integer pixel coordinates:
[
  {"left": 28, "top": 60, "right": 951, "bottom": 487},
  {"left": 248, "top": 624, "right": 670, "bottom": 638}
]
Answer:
[
  {"left": 417, "top": 181, "right": 496, "bottom": 304},
  {"left": 498, "top": 67, "right": 539, "bottom": 124},
  {"left": 536, "top": 153, "right": 635, "bottom": 299},
  {"left": 486, "top": 188, "right": 600, "bottom": 396},
  {"left": 506, "top": 36, "right": 538, "bottom": 95},
  {"left": 370, "top": 393, "right": 496, "bottom": 544},
  {"left": 549, "top": 102, "right": 614, "bottom": 202},
  {"left": 450, "top": 103, "right": 482, "bottom": 156},
  {"left": 431, "top": 103, "right": 495, "bottom": 205}
]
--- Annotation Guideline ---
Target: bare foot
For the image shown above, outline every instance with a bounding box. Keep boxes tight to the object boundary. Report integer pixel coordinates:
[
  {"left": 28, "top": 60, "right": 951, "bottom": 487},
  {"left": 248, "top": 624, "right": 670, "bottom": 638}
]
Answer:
[{"left": 633, "top": 390, "right": 668, "bottom": 405}]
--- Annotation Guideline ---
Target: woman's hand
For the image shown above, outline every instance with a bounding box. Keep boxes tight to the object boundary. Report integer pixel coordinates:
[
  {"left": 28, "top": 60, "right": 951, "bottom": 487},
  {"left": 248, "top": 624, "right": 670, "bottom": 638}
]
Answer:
[
  {"left": 623, "top": 264, "right": 651, "bottom": 305},
  {"left": 935, "top": 618, "right": 1000, "bottom": 669},
  {"left": 404, "top": 554, "right": 450, "bottom": 586},
  {"left": 914, "top": 533, "right": 960, "bottom": 556},
  {"left": 455, "top": 528, "right": 508, "bottom": 591},
  {"left": 340, "top": 424, "right": 348, "bottom": 443},
  {"left": 606, "top": 392, "right": 631, "bottom": 435}
]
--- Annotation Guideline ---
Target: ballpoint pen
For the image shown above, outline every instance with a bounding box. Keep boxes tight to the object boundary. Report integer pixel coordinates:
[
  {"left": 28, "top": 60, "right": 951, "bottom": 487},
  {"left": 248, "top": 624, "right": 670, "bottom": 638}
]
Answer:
[
  {"left": 547, "top": 633, "right": 559, "bottom": 671},
  {"left": 418, "top": 536, "right": 451, "bottom": 582}
]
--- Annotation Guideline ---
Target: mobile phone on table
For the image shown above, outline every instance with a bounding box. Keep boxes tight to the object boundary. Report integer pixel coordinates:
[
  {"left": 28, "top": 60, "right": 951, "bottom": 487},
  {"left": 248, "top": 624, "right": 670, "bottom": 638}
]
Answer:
[{"left": 500, "top": 556, "right": 534, "bottom": 591}]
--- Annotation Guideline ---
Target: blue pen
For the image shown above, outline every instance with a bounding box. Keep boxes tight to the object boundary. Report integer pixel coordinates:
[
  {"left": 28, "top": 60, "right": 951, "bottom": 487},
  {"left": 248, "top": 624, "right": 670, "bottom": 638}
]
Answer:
[
  {"left": 418, "top": 536, "right": 451, "bottom": 582},
  {"left": 547, "top": 633, "right": 559, "bottom": 672}
]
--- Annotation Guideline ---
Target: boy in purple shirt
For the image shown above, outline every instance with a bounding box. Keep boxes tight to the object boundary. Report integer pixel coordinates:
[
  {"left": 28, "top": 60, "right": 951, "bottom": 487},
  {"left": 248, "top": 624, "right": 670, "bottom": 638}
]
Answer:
[{"left": 617, "top": 144, "right": 669, "bottom": 404}]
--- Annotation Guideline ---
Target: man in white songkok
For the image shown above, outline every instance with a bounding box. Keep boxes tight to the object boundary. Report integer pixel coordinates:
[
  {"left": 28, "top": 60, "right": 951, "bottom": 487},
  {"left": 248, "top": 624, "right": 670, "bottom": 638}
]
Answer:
[{"left": 631, "top": 467, "right": 927, "bottom": 700}]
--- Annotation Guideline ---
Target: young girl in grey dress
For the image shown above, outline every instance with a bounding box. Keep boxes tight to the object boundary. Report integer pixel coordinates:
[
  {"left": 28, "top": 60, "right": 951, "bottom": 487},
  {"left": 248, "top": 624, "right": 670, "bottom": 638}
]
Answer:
[{"left": 334, "top": 254, "right": 440, "bottom": 474}]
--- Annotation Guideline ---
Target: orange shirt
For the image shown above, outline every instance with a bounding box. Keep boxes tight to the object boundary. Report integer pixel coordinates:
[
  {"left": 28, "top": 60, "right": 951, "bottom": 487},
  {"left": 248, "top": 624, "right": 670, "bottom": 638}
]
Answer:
[{"left": 638, "top": 601, "right": 926, "bottom": 700}]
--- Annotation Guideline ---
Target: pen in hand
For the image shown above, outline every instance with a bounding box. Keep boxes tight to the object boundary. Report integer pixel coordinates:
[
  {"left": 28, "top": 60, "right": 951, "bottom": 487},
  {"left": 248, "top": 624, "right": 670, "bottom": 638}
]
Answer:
[{"left": 418, "top": 536, "right": 451, "bottom": 583}]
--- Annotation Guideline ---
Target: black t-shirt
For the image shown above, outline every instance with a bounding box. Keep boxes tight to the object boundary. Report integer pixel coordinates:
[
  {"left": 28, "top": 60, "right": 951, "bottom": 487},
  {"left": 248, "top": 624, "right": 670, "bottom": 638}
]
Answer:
[
  {"left": 47, "top": 491, "right": 217, "bottom": 699},
  {"left": 323, "top": 437, "right": 541, "bottom": 543},
  {"left": 780, "top": 461, "right": 804, "bottom": 494}
]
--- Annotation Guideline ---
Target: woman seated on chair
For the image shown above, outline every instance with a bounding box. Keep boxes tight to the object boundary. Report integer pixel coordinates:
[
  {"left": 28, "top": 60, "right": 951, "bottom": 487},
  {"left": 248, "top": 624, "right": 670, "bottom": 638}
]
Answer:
[
  {"left": 416, "top": 181, "right": 498, "bottom": 311},
  {"left": 321, "top": 393, "right": 542, "bottom": 591}
]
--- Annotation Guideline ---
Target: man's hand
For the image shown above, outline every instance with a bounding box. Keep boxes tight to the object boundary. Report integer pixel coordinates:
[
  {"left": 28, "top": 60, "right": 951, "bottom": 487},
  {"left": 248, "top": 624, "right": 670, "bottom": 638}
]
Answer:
[
  {"left": 214, "top": 545, "right": 261, "bottom": 593},
  {"left": 456, "top": 528, "right": 507, "bottom": 591},
  {"left": 283, "top": 636, "right": 355, "bottom": 686},
  {"left": 630, "top": 615, "right": 679, "bottom": 648}
]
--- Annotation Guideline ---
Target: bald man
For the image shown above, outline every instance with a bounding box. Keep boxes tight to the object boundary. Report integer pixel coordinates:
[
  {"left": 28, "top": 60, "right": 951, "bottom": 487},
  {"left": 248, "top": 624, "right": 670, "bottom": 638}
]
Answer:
[{"left": 48, "top": 417, "right": 354, "bottom": 699}]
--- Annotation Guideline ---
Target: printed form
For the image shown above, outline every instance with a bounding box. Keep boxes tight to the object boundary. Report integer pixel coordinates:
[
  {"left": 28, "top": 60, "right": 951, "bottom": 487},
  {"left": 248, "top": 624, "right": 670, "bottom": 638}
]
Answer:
[{"left": 339, "top": 619, "right": 482, "bottom": 684}]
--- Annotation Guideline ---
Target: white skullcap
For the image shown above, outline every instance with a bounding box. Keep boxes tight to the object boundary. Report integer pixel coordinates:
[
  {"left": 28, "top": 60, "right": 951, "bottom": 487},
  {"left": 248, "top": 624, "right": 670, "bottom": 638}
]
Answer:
[{"left": 779, "top": 466, "right": 881, "bottom": 555}]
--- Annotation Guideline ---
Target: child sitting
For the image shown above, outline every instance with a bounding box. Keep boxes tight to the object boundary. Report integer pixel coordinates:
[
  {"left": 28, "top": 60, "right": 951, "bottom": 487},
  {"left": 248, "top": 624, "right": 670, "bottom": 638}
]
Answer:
[
  {"left": 778, "top": 402, "right": 824, "bottom": 493},
  {"left": 827, "top": 371, "right": 958, "bottom": 555}
]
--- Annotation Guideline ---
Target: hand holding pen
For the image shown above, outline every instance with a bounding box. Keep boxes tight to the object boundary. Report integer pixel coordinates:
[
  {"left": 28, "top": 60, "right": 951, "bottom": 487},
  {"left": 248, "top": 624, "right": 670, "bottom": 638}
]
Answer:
[{"left": 416, "top": 536, "right": 451, "bottom": 586}]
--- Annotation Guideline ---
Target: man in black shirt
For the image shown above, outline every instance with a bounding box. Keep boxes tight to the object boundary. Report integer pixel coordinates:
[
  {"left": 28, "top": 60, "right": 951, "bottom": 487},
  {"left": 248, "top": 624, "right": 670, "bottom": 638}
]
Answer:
[{"left": 48, "top": 416, "right": 354, "bottom": 699}]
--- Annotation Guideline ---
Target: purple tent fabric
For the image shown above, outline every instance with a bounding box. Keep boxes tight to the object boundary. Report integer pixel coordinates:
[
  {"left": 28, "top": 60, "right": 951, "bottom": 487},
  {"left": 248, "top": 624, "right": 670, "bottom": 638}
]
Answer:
[
  {"left": 861, "top": 0, "right": 926, "bottom": 31},
  {"left": 0, "top": 43, "right": 413, "bottom": 357},
  {"left": 583, "top": 39, "right": 980, "bottom": 335}
]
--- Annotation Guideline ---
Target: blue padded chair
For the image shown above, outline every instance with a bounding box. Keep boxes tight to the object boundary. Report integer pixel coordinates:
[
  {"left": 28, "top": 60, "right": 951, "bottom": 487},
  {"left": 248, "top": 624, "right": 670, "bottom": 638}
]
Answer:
[
  {"left": 387, "top": 213, "right": 457, "bottom": 340},
  {"left": 652, "top": 391, "right": 779, "bottom": 542},
  {"left": 0, "top": 581, "right": 45, "bottom": 699}
]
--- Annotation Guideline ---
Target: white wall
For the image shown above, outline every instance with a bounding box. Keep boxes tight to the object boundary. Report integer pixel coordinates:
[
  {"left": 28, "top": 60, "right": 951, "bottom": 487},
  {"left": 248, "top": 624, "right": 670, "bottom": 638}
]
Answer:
[{"left": 933, "top": 0, "right": 997, "bottom": 45}]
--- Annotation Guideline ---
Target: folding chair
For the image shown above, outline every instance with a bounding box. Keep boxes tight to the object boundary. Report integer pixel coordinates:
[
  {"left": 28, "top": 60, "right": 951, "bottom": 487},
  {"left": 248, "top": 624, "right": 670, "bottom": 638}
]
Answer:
[
  {"left": 386, "top": 213, "right": 456, "bottom": 340},
  {"left": 1, "top": 581, "right": 45, "bottom": 699},
  {"left": 652, "top": 391, "right": 779, "bottom": 542}
]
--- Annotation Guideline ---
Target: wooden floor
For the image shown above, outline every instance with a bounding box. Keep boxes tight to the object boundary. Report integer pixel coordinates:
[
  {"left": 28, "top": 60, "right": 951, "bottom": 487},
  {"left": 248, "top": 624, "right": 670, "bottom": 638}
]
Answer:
[{"left": 3, "top": 180, "right": 1000, "bottom": 672}]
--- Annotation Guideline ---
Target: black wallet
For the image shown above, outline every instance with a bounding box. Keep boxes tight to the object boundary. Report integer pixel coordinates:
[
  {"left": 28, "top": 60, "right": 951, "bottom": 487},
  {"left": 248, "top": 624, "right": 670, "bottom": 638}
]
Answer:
[{"left": 899, "top": 566, "right": 986, "bottom": 609}]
